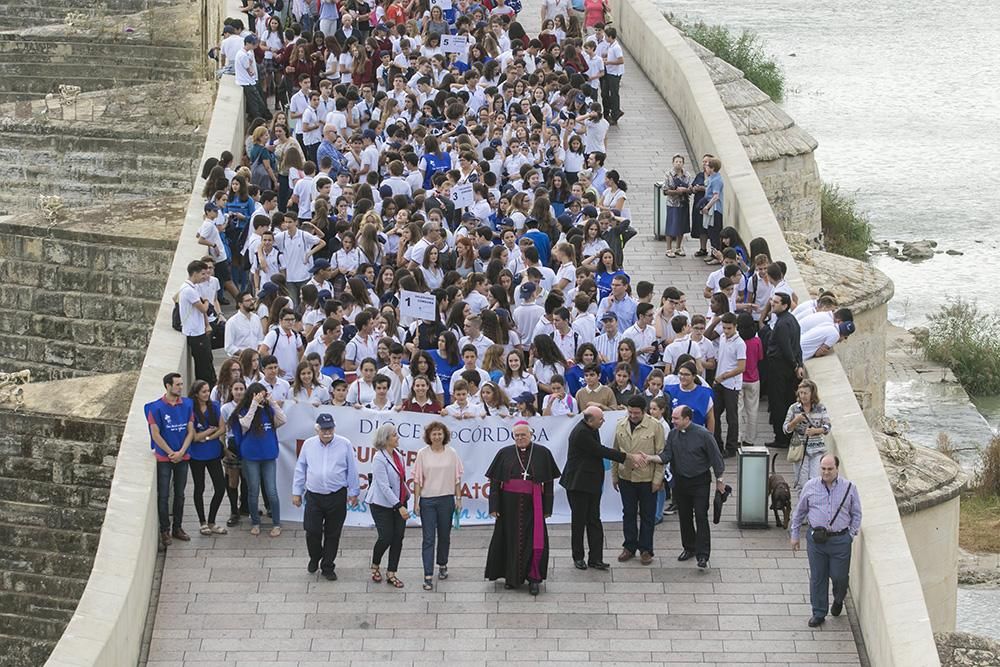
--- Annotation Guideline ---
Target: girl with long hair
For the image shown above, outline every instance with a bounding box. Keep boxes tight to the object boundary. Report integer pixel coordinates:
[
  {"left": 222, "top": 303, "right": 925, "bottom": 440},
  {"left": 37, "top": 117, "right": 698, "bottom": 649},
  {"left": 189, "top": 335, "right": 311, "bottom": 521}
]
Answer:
[
  {"left": 230, "top": 382, "right": 286, "bottom": 537},
  {"left": 188, "top": 380, "right": 228, "bottom": 536}
]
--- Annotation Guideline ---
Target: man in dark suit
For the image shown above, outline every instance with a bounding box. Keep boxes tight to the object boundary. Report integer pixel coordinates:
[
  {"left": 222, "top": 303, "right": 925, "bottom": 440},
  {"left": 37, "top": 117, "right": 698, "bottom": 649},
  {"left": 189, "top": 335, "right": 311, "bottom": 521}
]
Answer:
[{"left": 561, "top": 406, "right": 645, "bottom": 570}]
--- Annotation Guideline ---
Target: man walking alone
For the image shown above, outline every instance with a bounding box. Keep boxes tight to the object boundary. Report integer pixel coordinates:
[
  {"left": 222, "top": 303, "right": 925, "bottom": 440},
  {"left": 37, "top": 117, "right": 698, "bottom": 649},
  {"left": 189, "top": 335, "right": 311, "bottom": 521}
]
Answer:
[{"left": 790, "top": 455, "right": 862, "bottom": 627}]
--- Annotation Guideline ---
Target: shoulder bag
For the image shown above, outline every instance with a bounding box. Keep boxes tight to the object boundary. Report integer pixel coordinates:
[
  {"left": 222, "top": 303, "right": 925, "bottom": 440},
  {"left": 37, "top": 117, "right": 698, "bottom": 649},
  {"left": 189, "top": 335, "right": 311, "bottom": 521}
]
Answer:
[{"left": 811, "top": 483, "right": 852, "bottom": 544}]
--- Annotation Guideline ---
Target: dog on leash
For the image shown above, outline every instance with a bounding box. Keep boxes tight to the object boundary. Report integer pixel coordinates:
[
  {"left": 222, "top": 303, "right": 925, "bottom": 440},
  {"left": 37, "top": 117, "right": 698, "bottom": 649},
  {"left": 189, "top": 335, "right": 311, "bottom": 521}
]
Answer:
[{"left": 768, "top": 453, "right": 792, "bottom": 529}]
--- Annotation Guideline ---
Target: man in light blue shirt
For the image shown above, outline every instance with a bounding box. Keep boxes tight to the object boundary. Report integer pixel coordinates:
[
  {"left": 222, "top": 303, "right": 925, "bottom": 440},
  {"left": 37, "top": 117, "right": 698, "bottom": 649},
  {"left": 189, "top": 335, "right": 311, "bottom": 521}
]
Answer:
[
  {"left": 596, "top": 275, "right": 638, "bottom": 330},
  {"left": 292, "top": 413, "right": 359, "bottom": 580},
  {"left": 700, "top": 156, "right": 724, "bottom": 250}
]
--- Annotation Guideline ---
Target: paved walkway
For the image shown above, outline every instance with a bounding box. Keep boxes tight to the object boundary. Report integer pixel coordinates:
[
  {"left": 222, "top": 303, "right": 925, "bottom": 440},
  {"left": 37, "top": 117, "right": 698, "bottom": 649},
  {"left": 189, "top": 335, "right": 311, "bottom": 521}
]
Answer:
[{"left": 145, "top": 4, "right": 865, "bottom": 665}]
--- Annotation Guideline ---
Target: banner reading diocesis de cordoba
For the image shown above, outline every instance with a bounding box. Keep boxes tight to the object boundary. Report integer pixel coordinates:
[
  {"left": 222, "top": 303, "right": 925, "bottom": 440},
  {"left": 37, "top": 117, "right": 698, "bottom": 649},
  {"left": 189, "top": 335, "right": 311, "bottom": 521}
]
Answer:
[{"left": 275, "top": 403, "right": 630, "bottom": 526}]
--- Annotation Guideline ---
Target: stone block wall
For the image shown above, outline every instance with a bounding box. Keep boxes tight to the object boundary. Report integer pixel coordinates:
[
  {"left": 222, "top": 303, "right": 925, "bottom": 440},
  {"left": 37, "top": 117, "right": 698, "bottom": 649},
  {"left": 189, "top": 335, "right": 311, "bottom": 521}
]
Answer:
[
  {"left": 0, "top": 0, "right": 172, "bottom": 29},
  {"left": 0, "top": 198, "right": 184, "bottom": 379},
  {"left": 0, "top": 373, "right": 132, "bottom": 666},
  {"left": 752, "top": 152, "right": 823, "bottom": 241}
]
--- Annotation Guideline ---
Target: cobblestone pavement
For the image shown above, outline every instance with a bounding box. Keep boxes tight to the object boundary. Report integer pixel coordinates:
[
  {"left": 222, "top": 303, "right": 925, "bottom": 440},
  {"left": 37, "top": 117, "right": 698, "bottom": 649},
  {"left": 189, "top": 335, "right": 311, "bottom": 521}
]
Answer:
[{"left": 146, "top": 2, "right": 865, "bottom": 664}]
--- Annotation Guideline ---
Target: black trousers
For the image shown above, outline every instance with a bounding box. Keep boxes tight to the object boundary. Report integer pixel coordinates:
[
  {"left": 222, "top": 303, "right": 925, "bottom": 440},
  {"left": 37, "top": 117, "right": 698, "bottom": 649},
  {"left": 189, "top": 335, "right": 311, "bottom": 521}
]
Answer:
[
  {"left": 189, "top": 458, "right": 225, "bottom": 524},
  {"left": 713, "top": 384, "right": 740, "bottom": 452},
  {"left": 303, "top": 488, "right": 348, "bottom": 575},
  {"left": 187, "top": 333, "right": 216, "bottom": 386},
  {"left": 242, "top": 83, "right": 271, "bottom": 122},
  {"left": 767, "top": 359, "right": 797, "bottom": 444},
  {"left": 371, "top": 503, "right": 406, "bottom": 572},
  {"left": 603, "top": 73, "right": 622, "bottom": 119},
  {"left": 674, "top": 471, "right": 712, "bottom": 559},
  {"left": 567, "top": 489, "right": 604, "bottom": 563}
]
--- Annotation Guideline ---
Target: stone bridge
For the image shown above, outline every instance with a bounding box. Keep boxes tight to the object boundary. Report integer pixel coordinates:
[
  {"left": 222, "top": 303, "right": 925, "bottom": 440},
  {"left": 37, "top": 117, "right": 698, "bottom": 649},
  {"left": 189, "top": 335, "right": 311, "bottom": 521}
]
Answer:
[{"left": 0, "top": 0, "right": 944, "bottom": 665}]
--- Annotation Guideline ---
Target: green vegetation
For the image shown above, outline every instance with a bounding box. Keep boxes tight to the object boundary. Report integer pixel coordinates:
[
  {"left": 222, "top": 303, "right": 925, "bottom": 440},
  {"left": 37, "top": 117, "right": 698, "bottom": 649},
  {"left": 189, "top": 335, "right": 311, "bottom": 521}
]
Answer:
[
  {"left": 959, "top": 491, "right": 1000, "bottom": 553},
  {"left": 667, "top": 15, "right": 785, "bottom": 102},
  {"left": 821, "top": 182, "right": 874, "bottom": 261},
  {"left": 913, "top": 299, "right": 1000, "bottom": 396}
]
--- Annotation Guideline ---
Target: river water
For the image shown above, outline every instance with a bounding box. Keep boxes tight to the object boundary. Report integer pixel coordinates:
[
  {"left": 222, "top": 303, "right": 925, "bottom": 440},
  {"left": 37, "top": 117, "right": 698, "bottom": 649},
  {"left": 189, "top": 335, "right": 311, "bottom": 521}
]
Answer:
[{"left": 657, "top": 0, "right": 1000, "bottom": 434}]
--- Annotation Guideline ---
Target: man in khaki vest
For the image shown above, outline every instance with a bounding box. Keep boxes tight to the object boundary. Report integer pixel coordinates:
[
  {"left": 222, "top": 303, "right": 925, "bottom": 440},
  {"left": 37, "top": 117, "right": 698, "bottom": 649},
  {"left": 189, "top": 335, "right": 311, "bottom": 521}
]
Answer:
[{"left": 612, "top": 395, "right": 665, "bottom": 565}]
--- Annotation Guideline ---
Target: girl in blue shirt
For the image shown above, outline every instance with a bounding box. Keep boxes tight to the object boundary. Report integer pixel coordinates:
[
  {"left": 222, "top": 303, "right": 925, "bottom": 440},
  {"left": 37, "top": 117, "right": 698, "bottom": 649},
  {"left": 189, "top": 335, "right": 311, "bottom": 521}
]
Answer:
[
  {"left": 594, "top": 249, "right": 627, "bottom": 300},
  {"left": 231, "top": 383, "right": 287, "bottom": 537},
  {"left": 189, "top": 381, "right": 228, "bottom": 535},
  {"left": 665, "top": 361, "right": 716, "bottom": 432}
]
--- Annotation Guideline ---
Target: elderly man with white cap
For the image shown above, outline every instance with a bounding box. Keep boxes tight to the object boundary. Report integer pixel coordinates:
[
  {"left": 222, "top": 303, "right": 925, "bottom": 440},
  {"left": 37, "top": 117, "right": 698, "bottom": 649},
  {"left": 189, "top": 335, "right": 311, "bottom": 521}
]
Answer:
[{"left": 292, "top": 413, "right": 359, "bottom": 580}]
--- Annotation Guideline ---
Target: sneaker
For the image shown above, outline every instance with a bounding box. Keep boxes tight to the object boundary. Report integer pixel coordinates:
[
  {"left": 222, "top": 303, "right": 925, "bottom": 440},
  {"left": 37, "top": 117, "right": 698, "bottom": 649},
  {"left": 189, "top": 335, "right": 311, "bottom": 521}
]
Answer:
[
  {"left": 694, "top": 249, "right": 708, "bottom": 257},
  {"left": 226, "top": 513, "right": 240, "bottom": 527},
  {"left": 664, "top": 503, "right": 677, "bottom": 515}
]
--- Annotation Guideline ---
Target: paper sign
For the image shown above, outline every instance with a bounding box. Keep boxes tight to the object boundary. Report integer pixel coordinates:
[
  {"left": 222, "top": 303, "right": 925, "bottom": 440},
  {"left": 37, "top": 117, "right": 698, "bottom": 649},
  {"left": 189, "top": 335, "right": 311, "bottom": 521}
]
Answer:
[
  {"left": 450, "top": 182, "right": 474, "bottom": 208},
  {"left": 430, "top": 0, "right": 453, "bottom": 9},
  {"left": 399, "top": 289, "right": 438, "bottom": 321},
  {"left": 440, "top": 33, "right": 469, "bottom": 54}
]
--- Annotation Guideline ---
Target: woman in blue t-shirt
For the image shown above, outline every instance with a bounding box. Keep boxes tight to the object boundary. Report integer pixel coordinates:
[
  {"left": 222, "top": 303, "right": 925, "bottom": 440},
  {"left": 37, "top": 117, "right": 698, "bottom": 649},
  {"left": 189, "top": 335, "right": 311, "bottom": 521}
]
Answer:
[
  {"left": 230, "top": 383, "right": 287, "bottom": 537},
  {"left": 189, "top": 381, "right": 229, "bottom": 536},
  {"left": 429, "top": 332, "right": 463, "bottom": 404},
  {"left": 594, "top": 249, "right": 627, "bottom": 300},
  {"left": 665, "top": 361, "right": 716, "bottom": 432}
]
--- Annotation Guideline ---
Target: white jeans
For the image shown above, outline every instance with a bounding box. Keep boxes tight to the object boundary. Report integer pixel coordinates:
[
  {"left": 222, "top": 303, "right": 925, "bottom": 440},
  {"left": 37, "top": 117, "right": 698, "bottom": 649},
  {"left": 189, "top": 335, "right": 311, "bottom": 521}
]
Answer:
[
  {"left": 319, "top": 18, "right": 338, "bottom": 36},
  {"left": 738, "top": 380, "right": 760, "bottom": 445}
]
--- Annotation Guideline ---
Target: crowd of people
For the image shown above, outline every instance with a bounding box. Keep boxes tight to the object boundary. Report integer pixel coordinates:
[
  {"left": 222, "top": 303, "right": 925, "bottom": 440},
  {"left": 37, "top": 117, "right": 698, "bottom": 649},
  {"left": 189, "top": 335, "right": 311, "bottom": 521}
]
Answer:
[{"left": 147, "top": 0, "right": 863, "bottom": 620}]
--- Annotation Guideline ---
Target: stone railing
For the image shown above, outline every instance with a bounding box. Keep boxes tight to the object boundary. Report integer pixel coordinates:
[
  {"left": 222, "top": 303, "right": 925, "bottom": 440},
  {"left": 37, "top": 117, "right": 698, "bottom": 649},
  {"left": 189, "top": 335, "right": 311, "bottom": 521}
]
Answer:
[
  {"left": 607, "top": 0, "right": 939, "bottom": 664},
  {"left": 44, "top": 3, "right": 244, "bottom": 664}
]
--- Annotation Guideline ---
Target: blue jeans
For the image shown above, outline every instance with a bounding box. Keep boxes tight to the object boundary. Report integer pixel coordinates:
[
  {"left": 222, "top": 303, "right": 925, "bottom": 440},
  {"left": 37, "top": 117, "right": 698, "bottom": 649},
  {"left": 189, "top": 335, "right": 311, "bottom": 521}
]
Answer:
[
  {"left": 619, "top": 479, "right": 657, "bottom": 554},
  {"left": 243, "top": 459, "right": 280, "bottom": 527},
  {"left": 654, "top": 466, "right": 673, "bottom": 521},
  {"left": 419, "top": 495, "right": 455, "bottom": 577},
  {"left": 157, "top": 460, "right": 189, "bottom": 532},
  {"left": 806, "top": 530, "right": 852, "bottom": 619}
]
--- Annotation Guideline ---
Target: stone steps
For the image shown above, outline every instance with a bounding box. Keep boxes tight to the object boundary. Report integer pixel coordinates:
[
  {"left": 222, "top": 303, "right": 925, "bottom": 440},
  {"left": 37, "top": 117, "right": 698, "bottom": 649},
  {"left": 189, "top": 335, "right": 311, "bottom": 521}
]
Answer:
[
  {"left": 0, "top": 568, "right": 87, "bottom": 601},
  {"left": 0, "top": 72, "right": 184, "bottom": 97},
  {"left": 0, "top": 309, "right": 158, "bottom": 349},
  {"left": 0, "top": 521, "right": 101, "bottom": 556},
  {"left": 0, "top": 591, "right": 78, "bottom": 621}
]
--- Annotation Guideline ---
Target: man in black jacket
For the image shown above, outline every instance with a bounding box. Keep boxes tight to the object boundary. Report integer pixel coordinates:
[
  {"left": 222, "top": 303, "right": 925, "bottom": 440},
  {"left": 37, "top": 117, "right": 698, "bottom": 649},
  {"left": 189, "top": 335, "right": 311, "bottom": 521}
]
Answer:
[
  {"left": 765, "top": 293, "right": 803, "bottom": 446},
  {"left": 561, "top": 406, "right": 645, "bottom": 570}
]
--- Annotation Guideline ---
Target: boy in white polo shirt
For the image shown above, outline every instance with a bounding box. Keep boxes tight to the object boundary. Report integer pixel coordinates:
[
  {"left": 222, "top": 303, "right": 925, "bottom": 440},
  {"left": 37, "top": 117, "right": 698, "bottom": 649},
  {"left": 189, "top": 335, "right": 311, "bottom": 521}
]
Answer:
[
  {"left": 196, "top": 202, "right": 239, "bottom": 301},
  {"left": 258, "top": 307, "right": 303, "bottom": 380}
]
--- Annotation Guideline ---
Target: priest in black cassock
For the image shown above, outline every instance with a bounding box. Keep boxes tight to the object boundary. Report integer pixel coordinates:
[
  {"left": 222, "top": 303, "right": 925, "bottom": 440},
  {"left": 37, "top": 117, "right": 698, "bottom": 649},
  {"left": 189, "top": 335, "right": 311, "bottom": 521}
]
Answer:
[{"left": 484, "top": 421, "right": 561, "bottom": 595}]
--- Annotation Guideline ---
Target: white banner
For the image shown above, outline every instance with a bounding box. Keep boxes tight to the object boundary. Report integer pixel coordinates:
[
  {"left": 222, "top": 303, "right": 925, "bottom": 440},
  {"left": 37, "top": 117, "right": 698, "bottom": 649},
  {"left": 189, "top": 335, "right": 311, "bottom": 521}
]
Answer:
[
  {"left": 276, "top": 404, "right": 628, "bottom": 526},
  {"left": 440, "top": 34, "right": 469, "bottom": 55}
]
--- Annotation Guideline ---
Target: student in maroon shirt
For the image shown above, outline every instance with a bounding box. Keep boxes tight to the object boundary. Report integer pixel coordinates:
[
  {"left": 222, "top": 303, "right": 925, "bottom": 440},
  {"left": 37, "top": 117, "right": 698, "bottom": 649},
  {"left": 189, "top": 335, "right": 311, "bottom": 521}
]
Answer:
[{"left": 397, "top": 375, "right": 442, "bottom": 414}]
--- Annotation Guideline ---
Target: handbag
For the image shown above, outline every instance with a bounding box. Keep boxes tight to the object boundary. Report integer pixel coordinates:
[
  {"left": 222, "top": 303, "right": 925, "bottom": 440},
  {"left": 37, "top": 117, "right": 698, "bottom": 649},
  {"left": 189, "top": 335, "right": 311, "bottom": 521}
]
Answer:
[
  {"left": 787, "top": 432, "right": 804, "bottom": 462},
  {"left": 811, "top": 483, "right": 852, "bottom": 544}
]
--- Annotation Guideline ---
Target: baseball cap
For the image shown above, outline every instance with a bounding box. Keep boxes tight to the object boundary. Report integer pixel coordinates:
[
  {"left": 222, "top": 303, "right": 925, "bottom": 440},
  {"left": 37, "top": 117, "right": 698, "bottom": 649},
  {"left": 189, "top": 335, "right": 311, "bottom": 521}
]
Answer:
[
  {"left": 317, "top": 289, "right": 332, "bottom": 302},
  {"left": 258, "top": 282, "right": 278, "bottom": 297},
  {"left": 519, "top": 282, "right": 536, "bottom": 298},
  {"left": 244, "top": 34, "right": 258, "bottom": 44},
  {"left": 309, "top": 258, "right": 331, "bottom": 274},
  {"left": 204, "top": 202, "right": 220, "bottom": 213},
  {"left": 222, "top": 25, "right": 236, "bottom": 35},
  {"left": 600, "top": 312, "right": 618, "bottom": 322},
  {"left": 462, "top": 211, "right": 478, "bottom": 221},
  {"left": 838, "top": 321, "right": 856, "bottom": 336},
  {"left": 514, "top": 392, "right": 535, "bottom": 406},
  {"left": 362, "top": 129, "right": 377, "bottom": 140},
  {"left": 582, "top": 205, "right": 599, "bottom": 218},
  {"left": 316, "top": 413, "right": 336, "bottom": 429}
]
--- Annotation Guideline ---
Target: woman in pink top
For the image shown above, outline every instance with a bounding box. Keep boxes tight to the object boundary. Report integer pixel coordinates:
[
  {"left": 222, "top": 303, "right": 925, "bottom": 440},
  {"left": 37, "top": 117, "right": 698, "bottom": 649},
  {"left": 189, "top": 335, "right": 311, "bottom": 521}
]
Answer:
[
  {"left": 583, "top": 0, "right": 607, "bottom": 30},
  {"left": 413, "top": 421, "right": 464, "bottom": 591},
  {"left": 737, "top": 313, "right": 764, "bottom": 447}
]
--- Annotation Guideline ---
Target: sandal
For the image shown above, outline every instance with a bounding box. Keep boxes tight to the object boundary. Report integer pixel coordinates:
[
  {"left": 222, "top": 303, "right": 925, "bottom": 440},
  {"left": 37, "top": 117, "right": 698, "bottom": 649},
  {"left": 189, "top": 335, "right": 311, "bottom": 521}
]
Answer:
[
  {"left": 664, "top": 250, "right": 675, "bottom": 258},
  {"left": 209, "top": 524, "right": 228, "bottom": 535},
  {"left": 675, "top": 248, "right": 686, "bottom": 256},
  {"left": 386, "top": 574, "right": 404, "bottom": 589},
  {"left": 371, "top": 567, "right": 383, "bottom": 583},
  {"left": 269, "top": 526, "right": 281, "bottom": 538},
  {"left": 199, "top": 524, "right": 212, "bottom": 536},
  {"left": 438, "top": 566, "right": 449, "bottom": 580},
  {"left": 422, "top": 577, "right": 434, "bottom": 591},
  {"left": 250, "top": 525, "right": 260, "bottom": 536}
]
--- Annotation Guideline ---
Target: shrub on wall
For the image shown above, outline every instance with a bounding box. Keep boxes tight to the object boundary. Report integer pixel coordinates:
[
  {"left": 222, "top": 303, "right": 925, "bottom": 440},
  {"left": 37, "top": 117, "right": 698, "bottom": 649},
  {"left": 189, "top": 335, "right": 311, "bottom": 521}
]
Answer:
[
  {"left": 667, "top": 16, "right": 785, "bottom": 102},
  {"left": 913, "top": 299, "right": 1000, "bottom": 396},
  {"left": 821, "top": 182, "right": 873, "bottom": 260}
]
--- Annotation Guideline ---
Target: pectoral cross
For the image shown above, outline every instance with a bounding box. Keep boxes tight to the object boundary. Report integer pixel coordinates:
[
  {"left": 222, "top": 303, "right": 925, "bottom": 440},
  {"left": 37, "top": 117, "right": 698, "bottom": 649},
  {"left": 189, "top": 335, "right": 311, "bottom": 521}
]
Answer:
[{"left": 521, "top": 470, "right": 530, "bottom": 480}]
